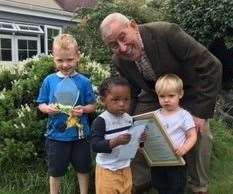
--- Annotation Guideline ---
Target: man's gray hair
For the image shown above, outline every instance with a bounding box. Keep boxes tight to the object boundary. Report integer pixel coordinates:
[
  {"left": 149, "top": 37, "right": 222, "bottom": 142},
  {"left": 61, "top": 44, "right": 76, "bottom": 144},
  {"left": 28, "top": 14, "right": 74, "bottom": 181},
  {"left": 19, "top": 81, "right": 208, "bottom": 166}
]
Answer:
[{"left": 100, "top": 12, "right": 130, "bottom": 41}]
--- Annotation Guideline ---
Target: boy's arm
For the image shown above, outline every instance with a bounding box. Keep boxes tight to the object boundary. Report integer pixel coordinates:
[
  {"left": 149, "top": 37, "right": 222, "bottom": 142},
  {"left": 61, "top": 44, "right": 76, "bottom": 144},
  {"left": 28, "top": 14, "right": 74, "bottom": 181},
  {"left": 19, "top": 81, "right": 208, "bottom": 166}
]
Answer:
[
  {"left": 81, "top": 103, "right": 96, "bottom": 113},
  {"left": 91, "top": 117, "right": 131, "bottom": 153},
  {"left": 38, "top": 103, "right": 59, "bottom": 115},
  {"left": 91, "top": 117, "right": 112, "bottom": 153},
  {"left": 175, "top": 127, "right": 197, "bottom": 156}
]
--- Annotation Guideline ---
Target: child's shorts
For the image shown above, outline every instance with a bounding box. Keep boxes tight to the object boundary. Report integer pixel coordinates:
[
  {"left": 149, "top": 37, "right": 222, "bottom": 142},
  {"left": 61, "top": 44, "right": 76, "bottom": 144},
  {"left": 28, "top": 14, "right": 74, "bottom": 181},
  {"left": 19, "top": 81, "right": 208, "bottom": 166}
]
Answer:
[
  {"left": 45, "top": 138, "right": 92, "bottom": 177},
  {"left": 95, "top": 165, "right": 132, "bottom": 194}
]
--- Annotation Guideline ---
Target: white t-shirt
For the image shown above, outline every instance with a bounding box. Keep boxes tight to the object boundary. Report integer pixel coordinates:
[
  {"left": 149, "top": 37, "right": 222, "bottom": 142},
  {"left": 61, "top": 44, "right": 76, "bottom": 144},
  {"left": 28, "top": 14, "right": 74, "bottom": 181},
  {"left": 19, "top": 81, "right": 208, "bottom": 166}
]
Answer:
[{"left": 154, "top": 108, "right": 195, "bottom": 149}]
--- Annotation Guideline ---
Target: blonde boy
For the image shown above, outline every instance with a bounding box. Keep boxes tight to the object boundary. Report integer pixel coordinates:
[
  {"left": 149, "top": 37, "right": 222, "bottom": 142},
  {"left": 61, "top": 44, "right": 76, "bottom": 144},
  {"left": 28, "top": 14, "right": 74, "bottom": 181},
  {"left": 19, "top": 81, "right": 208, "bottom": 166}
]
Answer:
[
  {"left": 37, "top": 34, "right": 96, "bottom": 194},
  {"left": 151, "top": 74, "right": 197, "bottom": 194}
]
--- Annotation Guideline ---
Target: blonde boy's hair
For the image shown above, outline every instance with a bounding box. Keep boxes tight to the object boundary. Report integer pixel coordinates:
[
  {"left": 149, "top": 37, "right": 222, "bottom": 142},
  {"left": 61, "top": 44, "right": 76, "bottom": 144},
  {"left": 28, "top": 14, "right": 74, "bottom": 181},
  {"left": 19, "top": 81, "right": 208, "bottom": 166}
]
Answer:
[
  {"left": 155, "top": 74, "right": 183, "bottom": 95},
  {"left": 52, "top": 33, "right": 79, "bottom": 54}
]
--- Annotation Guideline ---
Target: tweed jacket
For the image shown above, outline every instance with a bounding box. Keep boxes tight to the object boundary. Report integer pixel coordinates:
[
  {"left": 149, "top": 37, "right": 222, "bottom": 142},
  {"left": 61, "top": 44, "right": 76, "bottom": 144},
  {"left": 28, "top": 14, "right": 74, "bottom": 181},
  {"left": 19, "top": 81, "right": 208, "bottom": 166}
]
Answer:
[{"left": 113, "top": 22, "right": 222, "bottom": 119}]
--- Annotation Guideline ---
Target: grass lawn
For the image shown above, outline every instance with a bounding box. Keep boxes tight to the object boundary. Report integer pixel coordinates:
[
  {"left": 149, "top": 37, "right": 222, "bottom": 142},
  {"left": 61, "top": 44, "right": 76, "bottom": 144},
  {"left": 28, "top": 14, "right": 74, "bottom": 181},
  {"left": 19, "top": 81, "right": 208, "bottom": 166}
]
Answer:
[{"left": 1, "top": 119, "right": 233, "bottom": 194}]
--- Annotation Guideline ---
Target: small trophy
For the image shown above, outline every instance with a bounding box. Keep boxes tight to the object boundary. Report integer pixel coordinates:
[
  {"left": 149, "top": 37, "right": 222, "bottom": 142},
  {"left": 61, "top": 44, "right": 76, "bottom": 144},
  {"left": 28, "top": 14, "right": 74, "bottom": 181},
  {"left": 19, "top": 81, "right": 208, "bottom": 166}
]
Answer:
[{"left": 54, "top": 77, "right": 84, "bottom": 139}]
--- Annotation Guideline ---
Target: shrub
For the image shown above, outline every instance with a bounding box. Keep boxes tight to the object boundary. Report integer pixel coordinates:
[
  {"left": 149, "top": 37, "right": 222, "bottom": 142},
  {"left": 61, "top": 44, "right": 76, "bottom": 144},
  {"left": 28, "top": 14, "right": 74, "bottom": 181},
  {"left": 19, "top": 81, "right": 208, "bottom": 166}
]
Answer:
[
  {"left": 0, "top": 54, "right": 109, "bottom": 170},
  {"left": 167, "top": 0, "right": 233, "bottom": 46},
  {"left": 68, "top": 0, "right": 164, "bottom": 64}
]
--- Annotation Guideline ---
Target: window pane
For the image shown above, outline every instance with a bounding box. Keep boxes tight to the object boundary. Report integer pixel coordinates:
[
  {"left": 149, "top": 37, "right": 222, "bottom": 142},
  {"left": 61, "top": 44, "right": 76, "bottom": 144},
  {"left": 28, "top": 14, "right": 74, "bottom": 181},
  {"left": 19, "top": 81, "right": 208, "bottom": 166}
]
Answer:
[
  {"left": 53, "top": 29, "right": 60, "bottom": 37},
  {"left": 48, "top": 39, "right": 53, "bottom": 52},
  {"left": 29, "top": 26, "right": 40, "bottom": 31},
  {"left": 18, "top": 50, "right": 28, "bottom": 61},
  {"left": 1, "top": 50, "right": 12, "bottom": 61},
  {"left": 19, "top": 25, "right": 28, "bottom": 30},
  {"left": 0, "top": 38, "right": 12, "bottom": 61},
  {"left": 2, "top": 24, "right": 14, "bottom": 29},
  {"left": 28, "top": 40, "right": 37, "bottom": 49},
  {"left": 18, "top": 39, "right": 38, "bottom": 61},
  {"left": 48, "top": 28, "right": 53, "bottom": 37},
  {"left": 1, "top": 38, "right": 11, "bottom": 49},
  {"left": 40, "top": 36, "right": 44, "bottom": 53},
  {"left": 29, "top": 51, "right": 37, "bottom": 58},
  {"left": 18, "top": 39, "right": 27, "bottom": 49},
  {"left": 47, "top": 28, "right": 61, "bottom": 54}
]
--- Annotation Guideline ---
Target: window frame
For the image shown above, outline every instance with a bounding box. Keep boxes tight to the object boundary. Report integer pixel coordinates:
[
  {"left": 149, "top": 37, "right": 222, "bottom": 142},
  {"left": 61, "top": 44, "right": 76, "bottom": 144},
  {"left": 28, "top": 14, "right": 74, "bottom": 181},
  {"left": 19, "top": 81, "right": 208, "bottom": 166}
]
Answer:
[
  {"left": 15, "top": 35, "right": 41, "bottom": 61},
  {"left": 44, "top": 25, "right": 62, "bottom": 55},
  {"left": 0, "top": 22, "right": 17, "bottom": 33},
  {"left": 0, "top": 34, "right": 15, "bottom": 62},
  {"left": 15, "top": 24, "right": 44, "bottom": 34}
]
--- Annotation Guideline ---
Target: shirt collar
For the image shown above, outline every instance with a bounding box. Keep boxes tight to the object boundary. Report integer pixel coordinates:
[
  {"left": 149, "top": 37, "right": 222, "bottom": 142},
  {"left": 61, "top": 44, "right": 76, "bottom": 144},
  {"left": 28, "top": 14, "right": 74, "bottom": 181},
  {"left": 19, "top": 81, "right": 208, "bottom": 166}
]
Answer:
[
  {"left": 138, "top": 32, "right": 144, "bottom": 50},
  {"left": 56, "top": 71, "right": 78, "bottom": 78},
  {"left": 135, "top": 33, "right": 145, "bottom": 63}
]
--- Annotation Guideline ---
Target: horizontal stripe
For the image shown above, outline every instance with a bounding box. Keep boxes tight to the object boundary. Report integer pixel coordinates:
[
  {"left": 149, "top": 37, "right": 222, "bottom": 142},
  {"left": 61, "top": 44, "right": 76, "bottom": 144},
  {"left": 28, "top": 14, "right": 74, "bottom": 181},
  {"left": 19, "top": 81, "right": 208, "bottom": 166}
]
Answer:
[{"left": 105, "top": 125, "right": 131, "bottom": 135}]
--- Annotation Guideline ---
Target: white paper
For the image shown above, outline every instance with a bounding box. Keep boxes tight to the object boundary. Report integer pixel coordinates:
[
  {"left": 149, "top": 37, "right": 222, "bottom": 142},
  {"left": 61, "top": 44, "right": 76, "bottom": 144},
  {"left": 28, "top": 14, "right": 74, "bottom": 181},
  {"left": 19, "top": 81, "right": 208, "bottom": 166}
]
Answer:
[{"left": 117, "top": 122, "right": 148, "bottom": 161}]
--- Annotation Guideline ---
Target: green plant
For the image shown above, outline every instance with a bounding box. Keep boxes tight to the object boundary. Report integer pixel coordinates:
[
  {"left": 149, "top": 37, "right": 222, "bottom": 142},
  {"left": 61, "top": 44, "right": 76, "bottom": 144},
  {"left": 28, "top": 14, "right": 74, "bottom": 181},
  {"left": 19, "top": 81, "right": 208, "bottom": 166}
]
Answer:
[
  {"left": 0, "top": 70, "right": 20, "bottom": 91},
  {"left": 167, "top": 0, "right": 233, "bottom": 46},
  {"left": 68, "top": 0, "right": 164, "bottom": 64},
  {"left": 0, "top": 54, "right": 109, "bottom": 171}
]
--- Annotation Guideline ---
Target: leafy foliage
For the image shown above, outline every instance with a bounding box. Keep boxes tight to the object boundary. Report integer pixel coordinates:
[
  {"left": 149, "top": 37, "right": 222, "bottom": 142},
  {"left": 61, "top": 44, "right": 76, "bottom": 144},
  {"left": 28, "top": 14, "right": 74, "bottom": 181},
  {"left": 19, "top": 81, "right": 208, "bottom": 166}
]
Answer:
[
  {"left": 68, "top": 0, "right": 164, "bottom": 64},
  {"left": 0, "top": 55, "right": 109, "bottom": 170},
  {"left": 167, "top": 0, "right": 233, "bottom": 46}
]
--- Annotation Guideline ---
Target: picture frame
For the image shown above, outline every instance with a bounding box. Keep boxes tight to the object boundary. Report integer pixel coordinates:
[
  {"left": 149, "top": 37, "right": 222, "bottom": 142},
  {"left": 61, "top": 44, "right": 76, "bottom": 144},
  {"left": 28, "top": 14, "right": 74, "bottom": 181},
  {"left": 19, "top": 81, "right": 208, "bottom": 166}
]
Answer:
[{"left": 133, "top": 111, "right": 185, "bottom": 167}]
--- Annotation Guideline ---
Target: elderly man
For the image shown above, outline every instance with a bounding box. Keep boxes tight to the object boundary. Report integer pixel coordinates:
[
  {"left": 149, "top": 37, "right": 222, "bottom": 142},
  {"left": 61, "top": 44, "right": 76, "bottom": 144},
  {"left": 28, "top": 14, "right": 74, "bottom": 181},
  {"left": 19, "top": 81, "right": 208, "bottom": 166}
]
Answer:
[{"left": 99, "top": 12, "right": 222, "bottom": 194}]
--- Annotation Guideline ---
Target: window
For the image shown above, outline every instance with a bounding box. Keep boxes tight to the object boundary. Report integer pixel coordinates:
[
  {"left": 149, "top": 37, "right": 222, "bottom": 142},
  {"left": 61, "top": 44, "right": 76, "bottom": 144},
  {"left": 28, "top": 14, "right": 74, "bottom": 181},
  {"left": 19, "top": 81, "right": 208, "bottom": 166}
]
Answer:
[
  {"left": 18, "top": 39, "right": 37, "bottom": 60},
  {"left": 45, "top": 25, "right": 62, "bottom": 54},
  {"left": 0, "top": 22, "right": 63, "bottom": 62},
  {"left": 0, "top": 35, "right": 40, "bottom": 62},
  {"left": 0, "top": 22, "right": 43, "bottom": 62},
  {"left": 16, "top": 36, "right": 40, "bottom": 61},
  {"left": 0, "top": 36, "right": 12, "bottom": 61}
]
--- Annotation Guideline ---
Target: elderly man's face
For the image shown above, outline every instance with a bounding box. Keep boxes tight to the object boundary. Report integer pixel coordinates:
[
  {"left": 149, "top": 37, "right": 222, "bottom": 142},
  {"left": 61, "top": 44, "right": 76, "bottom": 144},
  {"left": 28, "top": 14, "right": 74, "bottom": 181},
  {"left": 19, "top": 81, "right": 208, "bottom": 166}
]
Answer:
[{"left": 104, "top": 21, "right": 142, "bottom": 61}]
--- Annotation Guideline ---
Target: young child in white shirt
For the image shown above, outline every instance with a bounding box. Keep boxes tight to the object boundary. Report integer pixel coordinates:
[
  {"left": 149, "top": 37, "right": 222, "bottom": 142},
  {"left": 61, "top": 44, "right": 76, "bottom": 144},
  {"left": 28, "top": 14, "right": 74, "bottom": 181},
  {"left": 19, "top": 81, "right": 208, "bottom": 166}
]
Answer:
[
  {"left": 91, "top": 76, "right": 146, "bottom": 194},
  {"left": 151, "top": 74, "right": 197, "bottom": 194}
]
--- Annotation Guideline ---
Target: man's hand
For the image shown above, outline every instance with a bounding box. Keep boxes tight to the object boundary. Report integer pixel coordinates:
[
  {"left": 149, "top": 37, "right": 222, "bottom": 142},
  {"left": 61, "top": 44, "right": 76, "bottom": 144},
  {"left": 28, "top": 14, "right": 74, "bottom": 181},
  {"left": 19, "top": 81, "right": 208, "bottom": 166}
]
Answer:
[{"left": 193, "top": 116, "right": 206, "bottom": 134}]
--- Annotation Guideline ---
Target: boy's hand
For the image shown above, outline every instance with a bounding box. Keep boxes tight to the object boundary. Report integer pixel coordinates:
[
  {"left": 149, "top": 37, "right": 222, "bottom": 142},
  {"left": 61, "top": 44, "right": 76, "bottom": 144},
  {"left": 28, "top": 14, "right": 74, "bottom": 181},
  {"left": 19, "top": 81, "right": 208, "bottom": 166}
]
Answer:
[
  {"left": 140, "top": 131, "right": 147, "bottom": 142},
  {"left": 46, "top": 104, "right": 60, "bottom": 115},
  {"left": 72, "top": 106, "right": 84, "bottom": 117},
  {"left": 109, "top": 133, "right": 131, "bottom": 148},
  {"left": 139, "top": 131, "right": 147, "bottom": 148},
  {"left": 117, "top": 133, "right": 131, "bottom": 145},
  {"left": 175, "top": 145, "right": 187, "bottom": 156}
]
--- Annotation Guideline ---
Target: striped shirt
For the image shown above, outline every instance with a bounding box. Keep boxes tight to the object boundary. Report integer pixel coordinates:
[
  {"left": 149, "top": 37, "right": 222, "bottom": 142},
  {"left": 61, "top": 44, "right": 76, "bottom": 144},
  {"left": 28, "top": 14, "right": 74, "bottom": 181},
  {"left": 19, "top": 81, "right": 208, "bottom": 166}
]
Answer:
[{"left": 91, "top": 111, "right": 133, "bottom": 171}]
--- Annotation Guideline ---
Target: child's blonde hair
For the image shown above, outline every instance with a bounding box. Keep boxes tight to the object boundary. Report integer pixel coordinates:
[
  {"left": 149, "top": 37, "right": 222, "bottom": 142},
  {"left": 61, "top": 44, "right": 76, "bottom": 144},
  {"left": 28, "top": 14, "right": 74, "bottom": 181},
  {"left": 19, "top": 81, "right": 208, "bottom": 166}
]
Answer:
[
  {"left": 155, "top": 74, "right": 183, "bottom": 95},
  {"left": 52, "top": 34, "right": 80, "bottom": 54}
]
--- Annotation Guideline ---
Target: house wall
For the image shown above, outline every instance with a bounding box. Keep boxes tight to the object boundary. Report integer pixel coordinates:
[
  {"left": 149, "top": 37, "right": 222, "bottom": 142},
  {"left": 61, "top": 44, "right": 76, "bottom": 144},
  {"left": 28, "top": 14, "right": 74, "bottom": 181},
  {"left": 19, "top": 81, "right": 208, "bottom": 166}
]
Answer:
[
  {"left": 0, "top": 11, "right": 79, "bottom": 62},
  {"left": 0, "top": 11, "right": 77, "bottom": 29}
]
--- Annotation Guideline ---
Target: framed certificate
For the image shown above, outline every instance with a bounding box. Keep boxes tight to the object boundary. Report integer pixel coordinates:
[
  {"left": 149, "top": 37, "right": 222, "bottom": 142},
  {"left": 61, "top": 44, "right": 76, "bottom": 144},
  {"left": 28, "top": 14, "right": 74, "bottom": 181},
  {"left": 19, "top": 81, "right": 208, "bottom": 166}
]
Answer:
[{"left": 133, "top": 111, "right": 185, "bottom": 167}]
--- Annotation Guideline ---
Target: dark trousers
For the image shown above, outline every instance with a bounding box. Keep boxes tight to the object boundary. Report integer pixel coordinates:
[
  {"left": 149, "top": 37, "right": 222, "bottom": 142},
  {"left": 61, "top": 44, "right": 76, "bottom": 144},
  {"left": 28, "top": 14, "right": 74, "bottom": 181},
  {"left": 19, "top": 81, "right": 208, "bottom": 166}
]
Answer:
[{"left": 151, "top": 165, "right": 187, "bottom": 194}]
